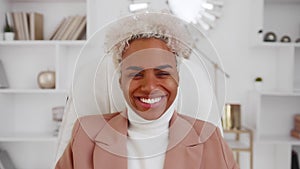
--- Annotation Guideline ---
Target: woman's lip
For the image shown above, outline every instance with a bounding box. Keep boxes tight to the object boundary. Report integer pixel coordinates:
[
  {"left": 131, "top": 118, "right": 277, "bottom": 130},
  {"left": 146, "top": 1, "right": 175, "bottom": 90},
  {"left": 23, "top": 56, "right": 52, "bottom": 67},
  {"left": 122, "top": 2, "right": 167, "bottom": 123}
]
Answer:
[
  {"left": 140, "top": 97, "right": 162, "bottom": 104},
  {"left": 134, "top": 96, "right": 166, "bottom": 109}
]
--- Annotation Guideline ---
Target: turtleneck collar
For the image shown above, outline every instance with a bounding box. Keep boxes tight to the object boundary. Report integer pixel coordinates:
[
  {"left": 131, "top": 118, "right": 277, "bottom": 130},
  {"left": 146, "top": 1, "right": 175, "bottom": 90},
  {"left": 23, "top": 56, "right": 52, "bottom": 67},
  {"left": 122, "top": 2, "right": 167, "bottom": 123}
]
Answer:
[{"left": 126, "top": 88, "right": 179, "bottom": 139}]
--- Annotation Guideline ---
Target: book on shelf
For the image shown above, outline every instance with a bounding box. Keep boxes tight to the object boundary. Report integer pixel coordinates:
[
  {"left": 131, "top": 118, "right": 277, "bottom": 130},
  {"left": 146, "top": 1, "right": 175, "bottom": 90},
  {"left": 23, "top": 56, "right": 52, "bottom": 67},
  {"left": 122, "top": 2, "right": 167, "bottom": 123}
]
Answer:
[
  {"left": 0, "top": 149, "right": 16, "bottom": 169},
  {"left": 9, "top": 11, "right": 43, "bottom": 40},
  {"left": 291, "top": 129, "right": 300, "bottom": 139},
  {"left": 295, "top": 114, "right": 300, "bottom": 122},
  {"left": 50, "top": 15, "right": 86, "bottom": 40},
  {"left": 49, "top": 18, "right": 66, "bottom": 40},
  {"left": 11, "top": 12, "right": 22, "bottom": 40},
  {"left": 22, "top": 12, "right": 30, "bottom": 40},
  {"left": 0, "top": 60, "right": 9, "bottom": 89},
  {"left": 60, "top": 15, "right": 80, "bottom": 40},
  {"left": 71, "top": 16, "right": 86, "bottom": 40},
  {"left": 29, "top": 12, "right": 44, "bottom": 40},
  {"left": 292, "top": 150, "right": 300, "bottom": 169},
  {"left": 51, "top": 16, "right": 73, "bottom": 40},
  {"left": 294, "top": 120, "right": 300, "bottom": 132}
]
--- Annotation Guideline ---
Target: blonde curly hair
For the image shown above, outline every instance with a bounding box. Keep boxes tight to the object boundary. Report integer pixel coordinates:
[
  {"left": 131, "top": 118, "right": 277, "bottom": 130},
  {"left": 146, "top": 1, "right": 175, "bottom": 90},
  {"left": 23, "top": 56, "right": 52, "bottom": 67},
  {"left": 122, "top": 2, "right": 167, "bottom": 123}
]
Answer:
[{"left": 104, "top": 12, "right": 193, "bottom": 68}]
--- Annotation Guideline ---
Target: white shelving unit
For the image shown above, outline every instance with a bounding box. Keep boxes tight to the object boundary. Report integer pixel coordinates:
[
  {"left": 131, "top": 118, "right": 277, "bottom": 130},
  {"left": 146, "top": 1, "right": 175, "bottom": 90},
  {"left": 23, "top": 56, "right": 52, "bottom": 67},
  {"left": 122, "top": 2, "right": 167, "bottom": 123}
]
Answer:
[
  {"left": 247, "top": 0, "right": 300, "bottom": 169},
  {"left": 0, "top": 0, "right": 86, "bottom": 169},
  {"left": 247, "top": 91, "right": 300, "bottom": 169}
]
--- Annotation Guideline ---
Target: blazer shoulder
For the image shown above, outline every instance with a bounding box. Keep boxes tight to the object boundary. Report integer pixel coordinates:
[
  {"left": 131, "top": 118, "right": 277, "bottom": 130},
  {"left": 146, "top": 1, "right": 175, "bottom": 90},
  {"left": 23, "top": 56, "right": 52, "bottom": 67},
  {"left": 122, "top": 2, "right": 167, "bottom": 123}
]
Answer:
[
  {"left": 75, "top": 112, "right": 122, "bottom": 140},
  {"left": 178, "top": 114, "right": 218, "bottom": 141},
  {"left": 178, "top": 114, "right": 238, "bottom": 168}
]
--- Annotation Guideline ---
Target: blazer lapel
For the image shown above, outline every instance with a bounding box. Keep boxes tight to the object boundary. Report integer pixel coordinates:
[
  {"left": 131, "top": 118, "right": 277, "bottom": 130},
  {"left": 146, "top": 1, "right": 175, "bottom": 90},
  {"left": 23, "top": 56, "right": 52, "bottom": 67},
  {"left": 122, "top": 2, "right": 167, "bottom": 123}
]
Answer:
[
  {"left": 93, "top": 112, "right": 128, "bottom": 169},
  {"left": 164, "top": 114, "right": 204, "bottom": 169},
  {"left": 91, "top": 112, "right": 205, "bottom": 169}
]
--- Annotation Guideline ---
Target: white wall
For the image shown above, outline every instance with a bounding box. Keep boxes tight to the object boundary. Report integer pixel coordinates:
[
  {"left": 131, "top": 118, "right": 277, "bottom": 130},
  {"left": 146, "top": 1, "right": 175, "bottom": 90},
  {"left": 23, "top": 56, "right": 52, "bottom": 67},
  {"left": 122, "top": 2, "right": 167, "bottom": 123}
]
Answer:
[
  {"left": 88, "top": 0, "right": 283, "bottom": 168},
  {"left": 91, "top": 0, "right": 276, "bottom": 168},
  {"left": 90, "top": 0, "right": 278, "bottom": 109}
]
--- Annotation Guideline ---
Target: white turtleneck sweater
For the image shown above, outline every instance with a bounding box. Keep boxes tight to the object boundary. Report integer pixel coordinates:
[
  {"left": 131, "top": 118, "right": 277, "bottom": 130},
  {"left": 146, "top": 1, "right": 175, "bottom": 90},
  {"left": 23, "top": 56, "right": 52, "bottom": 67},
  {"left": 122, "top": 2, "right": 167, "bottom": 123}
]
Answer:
[{"left": 126, "top": 93, "right": 178, "bottom": 169}]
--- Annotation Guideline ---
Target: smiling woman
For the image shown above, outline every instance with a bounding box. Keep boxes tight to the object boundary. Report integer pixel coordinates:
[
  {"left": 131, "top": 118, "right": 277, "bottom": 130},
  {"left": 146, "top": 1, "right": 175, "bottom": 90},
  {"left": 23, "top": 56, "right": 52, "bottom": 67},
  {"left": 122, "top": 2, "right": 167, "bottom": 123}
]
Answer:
[
  {"left": 54, "top": 12, "right": 239, "bottom": 169},
  {"left": 120, "top": 39, "right": 179, "bottom": 120}
]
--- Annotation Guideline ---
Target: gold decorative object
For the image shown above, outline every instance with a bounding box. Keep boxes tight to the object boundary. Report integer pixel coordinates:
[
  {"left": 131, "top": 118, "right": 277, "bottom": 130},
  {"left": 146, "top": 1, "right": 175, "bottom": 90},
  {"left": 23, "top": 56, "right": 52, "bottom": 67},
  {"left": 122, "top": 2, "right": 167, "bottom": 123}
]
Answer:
[
  {"left": 37, "top": 70, "right": 55, "bottom": 89},
  {"left": 222, "top": 104, "right": 241, "bottom": 130},
  {"left": 223, "top": 128, "right": 253, "bottom": 169}
]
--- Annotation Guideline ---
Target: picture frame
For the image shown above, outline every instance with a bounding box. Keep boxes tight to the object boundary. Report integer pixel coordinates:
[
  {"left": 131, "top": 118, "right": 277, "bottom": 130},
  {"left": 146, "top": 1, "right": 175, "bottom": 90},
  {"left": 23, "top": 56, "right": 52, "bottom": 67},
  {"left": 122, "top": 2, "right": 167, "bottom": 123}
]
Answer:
[{"left": 0, "top": 60, "right": 9, "bottom": 88}]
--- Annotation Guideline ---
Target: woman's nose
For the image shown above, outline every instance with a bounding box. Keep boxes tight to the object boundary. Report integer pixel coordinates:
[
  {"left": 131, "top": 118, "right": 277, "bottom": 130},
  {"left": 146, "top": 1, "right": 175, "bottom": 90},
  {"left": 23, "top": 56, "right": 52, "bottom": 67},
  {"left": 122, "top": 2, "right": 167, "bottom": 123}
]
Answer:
[{"left": 140, "top": 71, "right": 157, "bottom": 92}]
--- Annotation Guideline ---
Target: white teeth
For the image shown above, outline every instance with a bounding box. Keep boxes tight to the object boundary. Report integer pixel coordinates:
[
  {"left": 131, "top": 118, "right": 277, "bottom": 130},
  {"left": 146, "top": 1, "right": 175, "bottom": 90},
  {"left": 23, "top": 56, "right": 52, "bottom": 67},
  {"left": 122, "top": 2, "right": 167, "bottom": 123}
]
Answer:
[{"left": 140, "top": 97, "right": 162, "bottom": 104}]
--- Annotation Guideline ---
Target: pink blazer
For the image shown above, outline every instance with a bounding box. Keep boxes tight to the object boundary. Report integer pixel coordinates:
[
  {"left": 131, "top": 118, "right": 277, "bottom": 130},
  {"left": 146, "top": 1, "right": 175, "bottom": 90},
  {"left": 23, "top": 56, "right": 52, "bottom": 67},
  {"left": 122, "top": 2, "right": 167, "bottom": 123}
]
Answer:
[{"left": 55, "top": 112, "right": 239, "bottom": 169}]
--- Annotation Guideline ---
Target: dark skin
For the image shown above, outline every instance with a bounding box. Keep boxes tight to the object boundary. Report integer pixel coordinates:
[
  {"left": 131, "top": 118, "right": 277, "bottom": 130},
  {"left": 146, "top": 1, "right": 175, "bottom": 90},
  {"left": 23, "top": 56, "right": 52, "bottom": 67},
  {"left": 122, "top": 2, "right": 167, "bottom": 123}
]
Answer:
[{"left": 119, "top": 38, "right": 179, "bottom": 120}]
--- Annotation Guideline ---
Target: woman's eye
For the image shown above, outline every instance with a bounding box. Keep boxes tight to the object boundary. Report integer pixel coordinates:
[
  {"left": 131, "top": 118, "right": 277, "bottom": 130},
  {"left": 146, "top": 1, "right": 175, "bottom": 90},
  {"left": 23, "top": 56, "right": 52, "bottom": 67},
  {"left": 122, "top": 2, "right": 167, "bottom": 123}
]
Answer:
[
  {"left": 156, "top": 71, "right": 170, "bottom": 77},
  {"left": 128, "top": 73, "right": 143, "bottom": 79}
]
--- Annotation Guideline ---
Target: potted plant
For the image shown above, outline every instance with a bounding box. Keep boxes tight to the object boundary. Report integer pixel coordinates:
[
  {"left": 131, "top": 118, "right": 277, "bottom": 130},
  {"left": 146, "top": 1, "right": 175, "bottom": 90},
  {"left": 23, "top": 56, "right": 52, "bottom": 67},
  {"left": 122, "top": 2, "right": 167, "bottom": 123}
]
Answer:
[
  {"left": 254, "top": 77, "right": 263, "bottom": 91},
  {"left": 3, "top": 13, "right": 15, "bottom": 41}
]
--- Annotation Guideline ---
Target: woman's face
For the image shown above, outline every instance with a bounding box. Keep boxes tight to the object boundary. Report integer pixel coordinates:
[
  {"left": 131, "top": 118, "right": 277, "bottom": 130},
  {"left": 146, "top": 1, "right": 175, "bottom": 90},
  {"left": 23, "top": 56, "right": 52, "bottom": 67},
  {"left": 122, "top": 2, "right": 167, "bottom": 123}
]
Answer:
[{"left": 119, "top": 38, "right": 179, "bottom": 120}]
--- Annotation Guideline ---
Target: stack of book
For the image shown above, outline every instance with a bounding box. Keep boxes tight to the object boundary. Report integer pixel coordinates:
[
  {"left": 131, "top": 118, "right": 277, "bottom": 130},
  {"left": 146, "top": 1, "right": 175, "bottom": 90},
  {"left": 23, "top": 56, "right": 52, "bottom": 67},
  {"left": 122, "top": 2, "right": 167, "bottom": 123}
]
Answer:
[
  {"left": 291, "top": 114, "right": 300, "bottom": 139},
  {"left": 6, "top": 12, "right": 43, "bottom": 40},
  {"left": 50, "top": 15, "right": 86, "bottom": 40}
]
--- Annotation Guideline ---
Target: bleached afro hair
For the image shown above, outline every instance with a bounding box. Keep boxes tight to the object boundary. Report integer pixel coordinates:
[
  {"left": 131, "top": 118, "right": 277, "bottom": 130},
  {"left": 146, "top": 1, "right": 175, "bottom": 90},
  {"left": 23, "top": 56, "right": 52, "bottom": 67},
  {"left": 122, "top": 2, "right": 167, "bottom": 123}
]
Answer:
[{"left": 104, "top": 12, "right": 194, "bottom": 68}]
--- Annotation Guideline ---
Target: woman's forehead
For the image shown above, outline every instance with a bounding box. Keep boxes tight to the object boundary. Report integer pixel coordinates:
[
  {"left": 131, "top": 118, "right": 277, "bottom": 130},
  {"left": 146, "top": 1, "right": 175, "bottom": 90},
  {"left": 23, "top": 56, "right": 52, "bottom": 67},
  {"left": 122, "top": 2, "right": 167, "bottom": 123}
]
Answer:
[
  {"left": 120, "top": 48, "right": 177, "bottom": 70},
  {"left": 122, "top": 38, "right": 171, "bottom": 59}
]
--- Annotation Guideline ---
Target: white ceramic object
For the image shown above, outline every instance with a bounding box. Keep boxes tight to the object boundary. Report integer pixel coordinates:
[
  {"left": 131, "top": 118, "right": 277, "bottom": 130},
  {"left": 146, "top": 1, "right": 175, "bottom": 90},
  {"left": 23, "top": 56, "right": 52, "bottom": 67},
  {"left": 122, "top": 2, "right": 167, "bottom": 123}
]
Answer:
[
  {"left": 254, "top": 82, "right": 263, "bottom": 91},
  {"left": 4, "top": 32, "right": 15, "bottom": 41}
]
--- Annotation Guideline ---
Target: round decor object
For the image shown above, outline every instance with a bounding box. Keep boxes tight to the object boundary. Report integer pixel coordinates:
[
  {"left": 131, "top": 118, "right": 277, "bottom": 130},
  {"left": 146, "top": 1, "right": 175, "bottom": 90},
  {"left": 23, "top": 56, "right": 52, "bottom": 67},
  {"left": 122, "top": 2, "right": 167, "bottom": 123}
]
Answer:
[
  {"left": 280, "top": 35, "right": 291, "bottom": 43},
  {"left": 263, "top": 32, "right": 277, "bottom": 42},
  {"left": 37, "top": 70, "right": 56, "bottom": 89}
]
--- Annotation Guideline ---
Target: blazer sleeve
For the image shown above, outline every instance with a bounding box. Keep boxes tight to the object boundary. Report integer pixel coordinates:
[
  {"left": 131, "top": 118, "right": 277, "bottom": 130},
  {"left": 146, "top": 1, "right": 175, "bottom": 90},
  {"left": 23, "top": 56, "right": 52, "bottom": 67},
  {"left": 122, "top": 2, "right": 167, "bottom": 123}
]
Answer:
[
  {"left": 54, "top": 119, "right": 81, "bottom": 169},
  {"left": 216, "top": 128, "right": 240, "bottom": 169}
]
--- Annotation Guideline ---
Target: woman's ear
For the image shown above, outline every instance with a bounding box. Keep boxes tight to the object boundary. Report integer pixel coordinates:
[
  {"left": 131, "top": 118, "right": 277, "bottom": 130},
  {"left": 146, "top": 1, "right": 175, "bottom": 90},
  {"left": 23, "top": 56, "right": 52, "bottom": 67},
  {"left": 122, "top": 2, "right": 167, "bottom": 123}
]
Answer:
[{"left": 119, "top": 74, "right": 123, "bottom": 90}]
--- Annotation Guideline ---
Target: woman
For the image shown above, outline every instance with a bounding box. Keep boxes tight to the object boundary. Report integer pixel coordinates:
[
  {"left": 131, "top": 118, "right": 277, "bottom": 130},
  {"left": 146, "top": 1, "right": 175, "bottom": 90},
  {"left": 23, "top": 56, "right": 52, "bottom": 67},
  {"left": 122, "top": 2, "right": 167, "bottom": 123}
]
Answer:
[{"left": 55, "top": 13, "right": 239, "bottom": 169}]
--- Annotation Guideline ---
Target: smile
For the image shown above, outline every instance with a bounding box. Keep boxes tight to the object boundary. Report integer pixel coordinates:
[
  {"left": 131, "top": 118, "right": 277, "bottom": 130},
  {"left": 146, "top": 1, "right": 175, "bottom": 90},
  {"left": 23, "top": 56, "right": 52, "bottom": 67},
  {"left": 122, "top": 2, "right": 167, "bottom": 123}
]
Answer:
[{"left": 140, "top": 97, "right": 162, "bottom": 104}]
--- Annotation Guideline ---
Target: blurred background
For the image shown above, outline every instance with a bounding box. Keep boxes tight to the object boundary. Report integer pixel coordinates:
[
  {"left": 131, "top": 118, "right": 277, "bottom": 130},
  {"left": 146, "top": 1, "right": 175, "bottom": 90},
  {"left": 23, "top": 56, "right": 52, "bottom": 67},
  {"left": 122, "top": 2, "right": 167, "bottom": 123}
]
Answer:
[{"left": 0, "top": 0, "right": 300, "bottom": 169}]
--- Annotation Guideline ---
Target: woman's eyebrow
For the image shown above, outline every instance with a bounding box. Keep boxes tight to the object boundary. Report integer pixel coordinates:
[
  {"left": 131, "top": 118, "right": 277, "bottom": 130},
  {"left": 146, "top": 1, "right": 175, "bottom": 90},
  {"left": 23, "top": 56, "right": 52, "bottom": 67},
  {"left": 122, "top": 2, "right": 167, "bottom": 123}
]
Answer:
[
  {"left": 155, "top": 64, "right": 173, "bottom": 70},
  {"left": 126, "top": 66, "right": 143, "bottom": 71},
  {"left": 125, "top": 64, "right": 173, "bottom": 71}
]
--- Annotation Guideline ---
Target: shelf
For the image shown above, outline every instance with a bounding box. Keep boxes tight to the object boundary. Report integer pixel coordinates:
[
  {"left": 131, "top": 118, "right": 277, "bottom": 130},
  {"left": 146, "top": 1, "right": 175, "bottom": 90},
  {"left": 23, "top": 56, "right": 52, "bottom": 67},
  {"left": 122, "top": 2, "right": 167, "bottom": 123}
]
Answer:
[
  {"left": 0, "top": 132, "right": 58, "bottom": 142},
  {"left": 224, "top": 128, "right": 253, "bottom": 134},
  {"left": 259, "top": 135, "right": 300, "bottom": 145},
  {"left": 11, "top": 0, "right": 85, "bottom": 2},
  {"left": 260, "top": 42, "right": 300, "bottom": 47},
  {"left": 0, "top": 89, "right": 68, "bottom": 94},
  {"left": 0, "top": 40, "right": 86, "bottom": 46},
  {"left": 256, "top": 91, "right": 300, "bottom": 96},
  {"left": 265, "top": 0, "right": 300, "bottom": 3},
  {"left": 226, "top": 140, "right": 250, "bottom": 151}
]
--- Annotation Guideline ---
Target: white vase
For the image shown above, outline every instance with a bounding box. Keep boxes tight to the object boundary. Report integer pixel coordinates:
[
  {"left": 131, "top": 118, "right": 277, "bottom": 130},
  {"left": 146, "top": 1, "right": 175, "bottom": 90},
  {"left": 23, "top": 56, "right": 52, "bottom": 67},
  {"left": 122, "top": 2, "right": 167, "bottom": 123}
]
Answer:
[
  {"left": 4, "top": 32, "right": 15, "bottom": 41},
  {"left": 254, "top": 82, "right": 263, "bottom": 91}
]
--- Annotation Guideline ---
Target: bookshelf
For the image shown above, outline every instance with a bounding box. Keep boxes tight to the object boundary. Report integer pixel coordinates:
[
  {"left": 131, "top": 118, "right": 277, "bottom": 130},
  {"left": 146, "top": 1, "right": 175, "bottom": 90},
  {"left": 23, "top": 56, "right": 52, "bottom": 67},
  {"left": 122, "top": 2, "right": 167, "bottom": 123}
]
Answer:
[
  {"left": 224, "top": 128, "right": 253, "bottom": 169},
  {"left": 0, "top": 0, "right": 87, "bottom": 169},
  {"left": 247, "top": 0, "right": 300, "bottom": 168},
  {"left": 247, "top": 91, "right": 300, "bottom": 169}
]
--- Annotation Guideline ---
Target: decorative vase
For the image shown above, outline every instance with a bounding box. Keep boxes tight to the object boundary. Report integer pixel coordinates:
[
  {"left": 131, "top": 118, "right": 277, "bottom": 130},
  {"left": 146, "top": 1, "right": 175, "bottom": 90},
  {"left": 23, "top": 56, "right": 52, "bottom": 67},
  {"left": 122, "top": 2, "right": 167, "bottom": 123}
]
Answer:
[
  {"left": 254, "top": 82, "right": 263, "bottom": 91},
  {"left": 263, "top": 32, "right": 277, "bottom": 42},
  {"left": 222, "top": 104, "right": 241, "bottom": 130},
  {"left": 52, "top": 106, "right": 65, "bottom": 136},
  {"left": 4, "top": 32, "right": 15, "bottom": 41},
  {"left": 37, "top": 70, "right": 56, "bottom": 89},
  {"left": 280, "top": 35, "right": 291, "bottom": 43}
]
